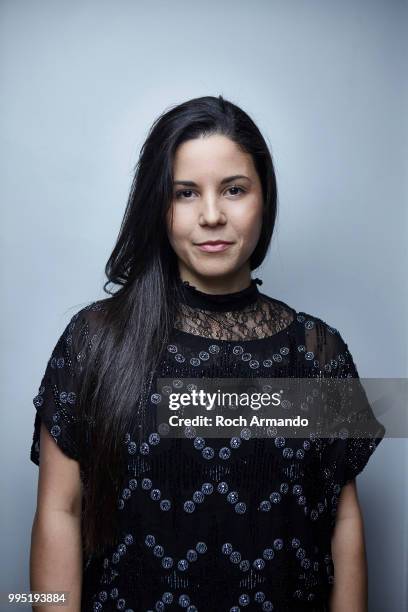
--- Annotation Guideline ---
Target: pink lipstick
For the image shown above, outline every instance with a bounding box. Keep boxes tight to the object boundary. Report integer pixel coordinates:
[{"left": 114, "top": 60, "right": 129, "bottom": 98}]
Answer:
[{"left": 195, "top": 240, "right": 233, "bottom": 253}]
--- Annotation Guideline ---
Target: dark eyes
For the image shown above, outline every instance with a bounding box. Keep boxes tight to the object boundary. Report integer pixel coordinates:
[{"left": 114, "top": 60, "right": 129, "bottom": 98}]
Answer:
[{"left": 174, "top": 186, "right": 246, "bottom": 200}]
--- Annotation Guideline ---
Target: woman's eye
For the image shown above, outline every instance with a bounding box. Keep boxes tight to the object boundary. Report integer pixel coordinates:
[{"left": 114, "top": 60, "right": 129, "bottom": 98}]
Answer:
[
  {"left": 175, "top": 190, "right": 195, "bottom": 199},
  {"left": 227, "top": 186, "right": 245, "bottom": 196},
  {"left": 174, "top": 186, "right": 245, "bottom": 200}
]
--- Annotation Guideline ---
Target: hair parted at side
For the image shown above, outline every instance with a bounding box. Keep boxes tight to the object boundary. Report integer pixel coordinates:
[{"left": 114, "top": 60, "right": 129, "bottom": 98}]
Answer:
[{"left": 75, "top": 95, "right": 279, "bottom": 557}]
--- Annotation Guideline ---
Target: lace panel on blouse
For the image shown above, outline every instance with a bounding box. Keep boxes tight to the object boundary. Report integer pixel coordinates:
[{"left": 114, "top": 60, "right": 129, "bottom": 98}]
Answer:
[{"left": 174, "top": 295, "right": 296, "bottom": 341}]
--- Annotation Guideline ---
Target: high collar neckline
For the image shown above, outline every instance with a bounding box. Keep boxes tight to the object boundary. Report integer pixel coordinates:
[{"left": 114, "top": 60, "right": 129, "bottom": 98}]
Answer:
[{"left": 176, "top": 275, "right": 263, "bottom": 312}]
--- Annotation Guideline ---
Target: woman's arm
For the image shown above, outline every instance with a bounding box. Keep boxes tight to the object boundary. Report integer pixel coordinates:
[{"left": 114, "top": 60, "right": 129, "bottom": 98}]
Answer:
[
  {"left": 30, "top": 422, "right": 83, "bottom": 612},
  {"left": 329, "top": 479, "right": 368, "bottom": 612}
]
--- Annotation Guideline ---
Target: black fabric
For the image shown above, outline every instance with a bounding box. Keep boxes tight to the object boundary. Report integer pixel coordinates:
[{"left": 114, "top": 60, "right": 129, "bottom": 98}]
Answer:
[
  {"left": 176, "top": 276, "right": 263, "bottom": 311},
  {"left": 30, "top": 280, "right": 385, "bottom": 612}
]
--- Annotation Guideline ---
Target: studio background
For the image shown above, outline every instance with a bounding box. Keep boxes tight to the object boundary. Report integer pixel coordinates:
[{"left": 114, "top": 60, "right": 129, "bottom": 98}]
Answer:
[{"left": 0, "top": 0, "right": 406, "bottom": 609}]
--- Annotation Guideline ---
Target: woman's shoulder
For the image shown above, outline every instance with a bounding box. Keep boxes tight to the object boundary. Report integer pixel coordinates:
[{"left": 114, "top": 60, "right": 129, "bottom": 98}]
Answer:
[
  {"left": 260, "top": 293, "right": 343, "bottom": 337},
  {"left": 260, "top": 293, "right": 351, "bottom": 363},
  {"left": 66, "top": 299, "right": 109, "bottom": 330},
  {"left": 53, "top": 299, "right": 109, "bottom": 363}
]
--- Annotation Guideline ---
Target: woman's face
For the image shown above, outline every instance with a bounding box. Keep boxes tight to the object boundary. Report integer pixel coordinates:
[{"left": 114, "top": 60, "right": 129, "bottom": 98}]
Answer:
[{"left": 166, "top": 134, "right": 264, "bottom": 292}]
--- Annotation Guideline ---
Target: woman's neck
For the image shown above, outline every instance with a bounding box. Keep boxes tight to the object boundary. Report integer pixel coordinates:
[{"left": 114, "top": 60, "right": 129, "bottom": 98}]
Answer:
[
  {"left": 177, "top": 266, "right": 253, "bottom": 295},
  {"left": 176, "top": 273, "right": 263, "bottom": 312}
]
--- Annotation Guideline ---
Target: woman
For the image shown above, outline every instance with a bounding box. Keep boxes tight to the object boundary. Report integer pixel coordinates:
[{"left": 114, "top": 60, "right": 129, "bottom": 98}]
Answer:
[{"left": 30, "top": 95, "right": 385, "bottom": 611}]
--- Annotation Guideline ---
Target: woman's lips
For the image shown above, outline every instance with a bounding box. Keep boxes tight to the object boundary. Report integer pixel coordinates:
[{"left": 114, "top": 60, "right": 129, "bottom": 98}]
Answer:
[{"left": 195, "top": 242, "right": 233, "bottom": 252}]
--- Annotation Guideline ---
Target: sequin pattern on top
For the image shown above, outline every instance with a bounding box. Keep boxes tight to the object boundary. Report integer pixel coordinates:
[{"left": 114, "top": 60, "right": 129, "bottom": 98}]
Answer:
[
  {"left": 30, "top": 279, "right": 385, "bottom": 612},
  {"left": 30, "top": 302, "right": 104, "bottom": 466}
]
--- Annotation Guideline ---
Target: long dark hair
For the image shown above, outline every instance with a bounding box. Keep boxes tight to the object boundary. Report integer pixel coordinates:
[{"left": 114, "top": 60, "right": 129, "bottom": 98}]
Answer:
[{"left": 76, "top": 95, "right": 279, "bottom": 558}]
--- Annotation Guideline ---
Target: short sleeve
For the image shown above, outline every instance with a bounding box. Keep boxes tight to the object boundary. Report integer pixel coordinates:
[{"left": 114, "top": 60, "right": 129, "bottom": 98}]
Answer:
[
  {"left": 30, "top": 309, "right": 88, "bottom": 465},
  {"left": 336, "top": 340, "right": 385, "bottom": 486},
  {"left": 322, "top": 330, "right": 386, "bottom": 487}
]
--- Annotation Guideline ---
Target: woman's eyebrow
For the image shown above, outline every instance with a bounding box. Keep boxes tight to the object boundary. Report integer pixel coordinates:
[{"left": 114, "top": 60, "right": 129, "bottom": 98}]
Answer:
[{"left": 173, "top": 175, "right": 252, "bottom": 187}]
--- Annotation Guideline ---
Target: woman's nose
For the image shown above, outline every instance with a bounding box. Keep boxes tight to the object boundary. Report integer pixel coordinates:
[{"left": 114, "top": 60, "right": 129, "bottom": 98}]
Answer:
[{"left": 199, "top": 197, "right": 226, "bottom": 225}]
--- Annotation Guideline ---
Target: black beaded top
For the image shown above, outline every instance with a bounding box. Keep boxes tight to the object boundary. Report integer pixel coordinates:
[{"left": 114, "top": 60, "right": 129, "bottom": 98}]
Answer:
[{"left": 30, "top": 278, "right": 385, "bottom": 611}]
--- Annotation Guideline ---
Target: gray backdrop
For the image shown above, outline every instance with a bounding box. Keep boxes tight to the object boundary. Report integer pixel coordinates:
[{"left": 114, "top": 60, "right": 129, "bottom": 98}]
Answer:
[{"left": 1, "top": 0, "right": 406, "bottom": 610}]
